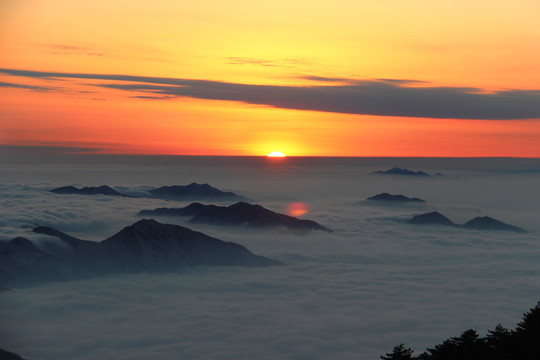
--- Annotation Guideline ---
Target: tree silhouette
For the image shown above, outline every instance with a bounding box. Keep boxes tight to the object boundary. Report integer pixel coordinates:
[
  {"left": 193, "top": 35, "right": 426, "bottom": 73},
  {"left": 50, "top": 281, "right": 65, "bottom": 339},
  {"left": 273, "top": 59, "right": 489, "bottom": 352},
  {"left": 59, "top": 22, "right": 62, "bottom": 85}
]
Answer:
[
  {"left": 423, "top": 329, "right": 485, "bottom": 360},
  {"left": 516, "top": 302, "right": 540, "bottom": 333},
  {"left": 513, "top": 302, "right": 540, "bottom": 359},
  {"left": 380, "top": 301, "right": 540, "bottom": 360},
  {"left": 380, "top": 344, "right": 414, "bottom": 360},
  {"left": 485, "top": 324, "right": 512, "bottom": 360}
]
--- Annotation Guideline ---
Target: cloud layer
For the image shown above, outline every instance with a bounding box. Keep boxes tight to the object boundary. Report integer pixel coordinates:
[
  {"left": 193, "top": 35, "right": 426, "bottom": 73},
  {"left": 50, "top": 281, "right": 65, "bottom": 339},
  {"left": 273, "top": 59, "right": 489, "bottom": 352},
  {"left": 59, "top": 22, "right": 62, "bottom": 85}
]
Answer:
[
  {"left": 2, "top": 68, "right": 540, "bottom": 120},
  {"left": 1, "top": 156, "right": 540, "bottom": 359}
]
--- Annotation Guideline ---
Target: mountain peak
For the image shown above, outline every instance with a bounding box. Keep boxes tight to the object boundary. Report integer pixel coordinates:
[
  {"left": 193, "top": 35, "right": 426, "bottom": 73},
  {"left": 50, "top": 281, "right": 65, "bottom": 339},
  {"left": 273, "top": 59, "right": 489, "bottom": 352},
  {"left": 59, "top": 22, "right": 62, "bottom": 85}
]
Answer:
[
  {"left": 131, "top": 218, "right": 161, "bottom": 228},
  {"left": 462, "top": 216, "right": 527, "bottom": 233},
  {"left": 107, "top": 218, "right": 174, "bottom": 242},
  {"left": 407, "top": 211, "right": 456, "bottom": 226},
  {"left": 101, "top": 219, "right": 280, "bottom": 269},
  {"left": 228, "top": 201, "right": 264, "bottom": 211}
]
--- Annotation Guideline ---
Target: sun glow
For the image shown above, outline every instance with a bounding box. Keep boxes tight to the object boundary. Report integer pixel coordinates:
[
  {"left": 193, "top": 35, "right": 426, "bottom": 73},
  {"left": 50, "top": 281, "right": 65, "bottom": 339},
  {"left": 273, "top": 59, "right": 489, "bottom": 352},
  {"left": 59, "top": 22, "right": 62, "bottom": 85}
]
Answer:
[
  {"left": 267, "top": 151, "right": 286, "bottom": 157},
  {"left": 287, "top": 202, "right": 309, "bottom": 217}
]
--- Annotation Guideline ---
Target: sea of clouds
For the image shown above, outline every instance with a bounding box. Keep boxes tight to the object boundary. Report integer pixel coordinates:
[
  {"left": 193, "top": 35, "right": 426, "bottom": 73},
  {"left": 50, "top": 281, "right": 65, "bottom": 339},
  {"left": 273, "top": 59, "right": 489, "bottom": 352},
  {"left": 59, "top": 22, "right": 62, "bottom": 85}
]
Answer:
[{"left": 1, "top": 156, "right": 540, "bottom": 359}]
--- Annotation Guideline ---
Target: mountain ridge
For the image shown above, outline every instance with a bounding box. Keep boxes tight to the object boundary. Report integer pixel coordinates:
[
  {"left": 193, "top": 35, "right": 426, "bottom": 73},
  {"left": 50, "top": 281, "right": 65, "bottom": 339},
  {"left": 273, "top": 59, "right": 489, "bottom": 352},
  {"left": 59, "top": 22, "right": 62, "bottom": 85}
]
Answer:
[
  {"left": 49, "top": 183, "right": 247, "bottom": 201},
  {"left": 407, "top": 212, "right": 527, "bottom": 233},
  {"left": 138, "top": 201, "right": 331, "bottom": 232},
  {"left": 50, "top": 185, "right": 126, "bottom": 197},
  {"left": 149, "top": 183, "right": 246, "bottom": 201},
  {"left": 0, "top": 219, "right": 280, "bottom": 289},
  {"left": 367, "top": 193, "right": 426, "bottom": 203},
  {"left": 374, "top": 167, "right": 430, "bottom": 176}
]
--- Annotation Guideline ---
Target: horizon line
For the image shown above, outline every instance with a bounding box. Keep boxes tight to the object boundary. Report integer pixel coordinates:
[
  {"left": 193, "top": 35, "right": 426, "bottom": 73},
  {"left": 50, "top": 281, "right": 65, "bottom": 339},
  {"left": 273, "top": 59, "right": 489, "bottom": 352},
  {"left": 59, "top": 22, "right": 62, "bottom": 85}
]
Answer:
[{"left": 1, "top": 145, "right": 539, "bottom": 159}]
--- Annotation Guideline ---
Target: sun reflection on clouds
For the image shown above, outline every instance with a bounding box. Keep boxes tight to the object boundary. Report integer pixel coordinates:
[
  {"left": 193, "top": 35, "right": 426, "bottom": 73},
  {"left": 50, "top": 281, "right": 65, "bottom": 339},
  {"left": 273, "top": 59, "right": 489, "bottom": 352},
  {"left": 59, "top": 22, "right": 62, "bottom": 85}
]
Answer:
[{"left": 287, "top": 202, "right": 309, "bottom": 217}]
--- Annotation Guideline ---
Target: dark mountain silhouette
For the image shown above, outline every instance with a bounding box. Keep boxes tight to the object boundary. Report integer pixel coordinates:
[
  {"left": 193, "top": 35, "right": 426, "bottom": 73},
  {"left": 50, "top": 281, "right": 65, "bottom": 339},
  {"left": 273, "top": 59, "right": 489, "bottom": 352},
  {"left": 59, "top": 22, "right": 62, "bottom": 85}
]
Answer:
[
  {"left": 407, "top": 211, "right": 457, "bottom": 226},
  {"left": 462, "top": 216, "right": 527, "bottom": 233},
  {"left": 101, "top": 219, "right": 278, "bottom": 270},
  {"left": 138, "top": 202, "right": 331, "bottom": 232},
  {"left": 149, "top": 183, "right": 245, "bottom": 201},
  {"left": 49, "top": 183, "right": 246, "bottom": 201},
  {"left": 0, "top": 237, "right": 72, "bottom": 288},
  {"left": 374, "top": 167, "right": 430, "bottom": 176},
  {"left": 32, "top": 226, "right": 112, "bottom": 276},
  {"left": 50, "top": 185, "right": 126, "bottom": 196},
  {"left": 0, "top": 347, "right": 26, "bottom": 360},
  {"left": 407, "top": 212, "right": 527, "bottom": 233},
  {"left": 33, "top": 226, "right": 97, "bottom": 247},
  {"left": 0, "top": 219, "right": 279, "bottom": 289},
  {"left": 138, "top": 202, "right": 207, "bottom": 217},
  {"left": 367, "top": 193, "right": 425, "bottom": 203}
]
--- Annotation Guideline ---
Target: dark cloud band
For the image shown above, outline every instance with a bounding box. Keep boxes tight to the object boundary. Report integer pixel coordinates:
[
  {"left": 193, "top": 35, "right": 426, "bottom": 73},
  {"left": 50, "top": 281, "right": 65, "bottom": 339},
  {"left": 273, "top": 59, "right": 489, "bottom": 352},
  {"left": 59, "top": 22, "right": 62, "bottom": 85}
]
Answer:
[{"left": 1, "top": 68, "right": 540, "bottom": 120}]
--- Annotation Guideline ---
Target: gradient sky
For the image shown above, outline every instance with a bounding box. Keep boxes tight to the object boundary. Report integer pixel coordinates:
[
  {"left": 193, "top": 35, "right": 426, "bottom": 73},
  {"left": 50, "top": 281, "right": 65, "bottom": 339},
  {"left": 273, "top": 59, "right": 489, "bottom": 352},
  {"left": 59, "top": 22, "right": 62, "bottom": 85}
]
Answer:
[{"left": 1, "top": 0, "right": 540, "bottom": 156}]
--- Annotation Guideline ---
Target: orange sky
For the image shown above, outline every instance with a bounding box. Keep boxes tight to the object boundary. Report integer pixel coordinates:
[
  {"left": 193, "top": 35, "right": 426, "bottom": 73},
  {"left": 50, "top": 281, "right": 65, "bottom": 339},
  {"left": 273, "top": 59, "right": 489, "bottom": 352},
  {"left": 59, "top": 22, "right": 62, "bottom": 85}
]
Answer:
[{"left": 1, "top": 0, "right": 540, "bottom": 156}]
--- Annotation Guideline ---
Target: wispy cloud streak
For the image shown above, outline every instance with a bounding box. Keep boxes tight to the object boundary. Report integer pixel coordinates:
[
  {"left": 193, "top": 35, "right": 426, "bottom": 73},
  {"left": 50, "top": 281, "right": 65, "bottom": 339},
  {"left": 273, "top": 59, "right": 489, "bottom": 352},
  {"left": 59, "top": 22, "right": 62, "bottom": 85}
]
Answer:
[{"left": 0, "top": 81, "right": 59, "bottom": 92}]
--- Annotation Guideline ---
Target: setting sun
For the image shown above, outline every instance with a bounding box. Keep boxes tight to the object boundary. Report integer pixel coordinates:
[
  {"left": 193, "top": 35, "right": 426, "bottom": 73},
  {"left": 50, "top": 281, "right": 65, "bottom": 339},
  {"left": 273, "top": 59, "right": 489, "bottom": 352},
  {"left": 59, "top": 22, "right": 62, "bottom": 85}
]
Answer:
[{"left": 267, "top": 151, "right": 286, "bottom": 157}]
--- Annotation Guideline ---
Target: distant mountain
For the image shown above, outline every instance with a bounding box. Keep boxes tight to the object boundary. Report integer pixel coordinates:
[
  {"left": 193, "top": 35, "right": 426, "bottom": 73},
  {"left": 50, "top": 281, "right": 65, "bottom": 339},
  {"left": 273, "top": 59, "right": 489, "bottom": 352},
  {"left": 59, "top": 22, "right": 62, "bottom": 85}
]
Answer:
[
  {"left": 407, "top": 211, "right": 457, "bottom": 226},
  {"left": 138, "top": 202, "right": 207, "bottom": 217},
  {"left": 49, "top": 183, "right": 246, "bottom": 201},
  {"left": 0, "top": 219, "right": 279, "bottom": 289},
  {"left": 367, "top": 193, "right": 425, "bottom": 203},
  {"left": 138, "top": 202, "right": 331, "bottom": 232},
  {"left": 374, "top": 167, "right": 430, "bottom": 176},
  {"left": 50, "top": 185, "right": 126, "bottom": 197},
  {"left": 462, "top": 216, "right": 527, "bottom": 233},
  {"left": 407, "top": 212, "right": 527, "bottom": 233},
  {"left": 149, "top": 183, "right": 246, "bottom": 201}
]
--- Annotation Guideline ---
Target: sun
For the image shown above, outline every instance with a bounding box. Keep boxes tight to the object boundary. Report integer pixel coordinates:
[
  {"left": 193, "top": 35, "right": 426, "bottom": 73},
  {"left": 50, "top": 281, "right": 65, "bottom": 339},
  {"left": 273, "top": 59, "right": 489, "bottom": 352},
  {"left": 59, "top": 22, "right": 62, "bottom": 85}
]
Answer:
[{"left": 267, "top": 151, "right": 286, "bottom": 157}]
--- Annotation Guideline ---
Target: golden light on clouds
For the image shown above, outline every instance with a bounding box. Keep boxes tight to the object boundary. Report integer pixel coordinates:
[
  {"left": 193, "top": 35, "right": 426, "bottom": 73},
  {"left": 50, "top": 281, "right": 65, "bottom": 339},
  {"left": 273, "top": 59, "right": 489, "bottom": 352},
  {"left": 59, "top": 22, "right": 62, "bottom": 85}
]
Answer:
[{"left": 1, "top": 0, "right": 539, "bottom": 156}]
